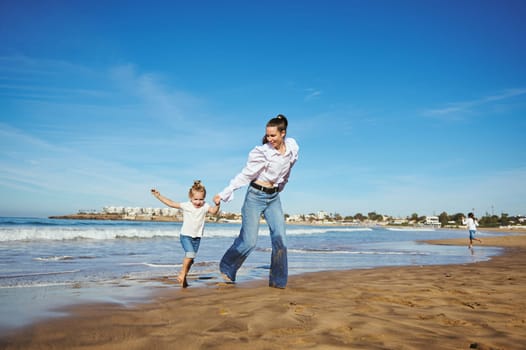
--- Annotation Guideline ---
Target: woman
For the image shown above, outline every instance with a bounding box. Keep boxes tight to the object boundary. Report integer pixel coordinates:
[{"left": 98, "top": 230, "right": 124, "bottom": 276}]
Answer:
[{"left": 214, "top": 114, "right": 299, "bottom": 288}]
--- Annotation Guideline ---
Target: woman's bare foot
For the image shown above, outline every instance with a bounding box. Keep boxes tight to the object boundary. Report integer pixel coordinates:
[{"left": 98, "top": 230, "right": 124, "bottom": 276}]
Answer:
[{"left": 221, "top": 272, "right": 234, "bottom": 283}]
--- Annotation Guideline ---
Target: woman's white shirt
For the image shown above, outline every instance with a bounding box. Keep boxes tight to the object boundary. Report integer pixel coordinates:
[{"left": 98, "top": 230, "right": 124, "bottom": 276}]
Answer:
[{"left": 219, "top": 137, "right": 299, "bottom": 202}]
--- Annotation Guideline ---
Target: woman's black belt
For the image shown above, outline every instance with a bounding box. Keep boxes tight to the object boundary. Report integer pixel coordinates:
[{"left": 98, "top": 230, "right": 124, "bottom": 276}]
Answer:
[{"left": 250, "top": 182, "right": 279, "bottom": 194}]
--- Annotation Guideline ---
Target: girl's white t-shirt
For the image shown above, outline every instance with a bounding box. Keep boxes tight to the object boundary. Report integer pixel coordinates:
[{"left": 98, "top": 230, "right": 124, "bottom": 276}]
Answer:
[
  {"left": 464, "top": 217, "right": 478, "bottom": 231},
  {"left": 179, "top": 202, "right": 211, "bottom": 238}
]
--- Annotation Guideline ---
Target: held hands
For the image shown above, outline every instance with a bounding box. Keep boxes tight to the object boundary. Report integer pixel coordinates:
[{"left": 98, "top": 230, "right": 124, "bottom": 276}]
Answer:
[{"left": 213, "top": 194, "right": 221, "bottom": 206}]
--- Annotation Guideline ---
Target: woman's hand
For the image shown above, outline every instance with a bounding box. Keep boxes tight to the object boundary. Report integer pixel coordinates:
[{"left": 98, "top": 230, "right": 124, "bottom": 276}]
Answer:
[
  {"left": 213, "top": 194, "right": 221, "bottom": 205},
  {"left": 151, "top": 189, "right": 160, "bottom": 197}
]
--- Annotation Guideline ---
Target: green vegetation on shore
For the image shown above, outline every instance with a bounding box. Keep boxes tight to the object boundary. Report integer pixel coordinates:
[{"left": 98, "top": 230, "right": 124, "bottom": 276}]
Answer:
[
  {"left": 50, "top": 210, "right": 525, "bottom": 229},
  {"left": 330, "top": 211, "right": 524, "bottom": 228}
]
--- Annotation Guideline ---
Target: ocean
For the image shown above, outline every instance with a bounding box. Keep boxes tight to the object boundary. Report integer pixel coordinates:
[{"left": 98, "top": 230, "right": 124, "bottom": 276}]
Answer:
[{"left": 0, "top": 217, "right": 504, "bottom": 332}]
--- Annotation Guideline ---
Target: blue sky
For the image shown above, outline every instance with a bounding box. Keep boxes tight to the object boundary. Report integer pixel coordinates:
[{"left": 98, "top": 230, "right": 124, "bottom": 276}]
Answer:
[{"left": 1, "top": 0, "right": 525, "bottom": 218}]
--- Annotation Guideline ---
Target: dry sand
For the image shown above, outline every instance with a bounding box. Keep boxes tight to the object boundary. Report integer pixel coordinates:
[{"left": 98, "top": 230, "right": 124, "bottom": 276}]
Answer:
[{"left": 1, "top": 235, "right": 525, "bottom": 350}]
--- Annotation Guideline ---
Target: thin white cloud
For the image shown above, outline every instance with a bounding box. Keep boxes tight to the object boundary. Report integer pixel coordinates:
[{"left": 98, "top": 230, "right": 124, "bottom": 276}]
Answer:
[
  {"left": 0, "top": 54, "right": 93, "bottom": 76},
  {"left": 0, "top": 55, "right": 231, "bottom": 146},
  {"left": 0, "top": 56, "right": 260, "bottom": 216},
  {"left": 423, "top": 88, "right": 526, "bottom": 120},
  {"left": 483, "top": 88, "right": 526, "bottom": 102},
  {"left": 0, "top": 83, "right": 110, "bottom": 98},
  {"left": 0, "top": 55, "right": 202, "bottom": 125},
  {"left": 0, "top": 122, "right": 58, "bottom": 153},
  {"left": 0, "top": 124, "right": 173, "bottom": 208},
  {"left": 109, "top": 64, "right": 189, "bottom": 123},
  {"left": 304, "top": 88, "right": 322, "bottom": 101},
  {"left": 0, "top": 55, "right": 113, "bottom": 106}
]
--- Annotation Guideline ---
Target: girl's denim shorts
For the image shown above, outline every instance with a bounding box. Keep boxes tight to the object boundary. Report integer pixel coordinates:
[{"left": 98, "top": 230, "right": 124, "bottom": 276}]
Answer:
[{"left": 180, "top": 234, "right": 201, "bottom": 259}]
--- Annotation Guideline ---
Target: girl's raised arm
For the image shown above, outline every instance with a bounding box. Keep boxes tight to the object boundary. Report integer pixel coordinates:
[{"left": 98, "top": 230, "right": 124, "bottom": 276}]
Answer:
[{"left": 151, "top": 188, "right": 182, "bottom": 209}]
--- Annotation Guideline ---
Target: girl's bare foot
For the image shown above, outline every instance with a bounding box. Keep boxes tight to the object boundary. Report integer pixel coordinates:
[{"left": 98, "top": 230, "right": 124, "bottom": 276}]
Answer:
[{"left": 176, "top": 276, "right": 188, "bottom": 288}]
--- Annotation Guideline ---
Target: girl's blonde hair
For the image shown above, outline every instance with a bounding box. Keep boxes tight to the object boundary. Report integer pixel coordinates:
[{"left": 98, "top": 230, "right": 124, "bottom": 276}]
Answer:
[{"left": 189, "top": 180, "right": 206, "bottom": 198}]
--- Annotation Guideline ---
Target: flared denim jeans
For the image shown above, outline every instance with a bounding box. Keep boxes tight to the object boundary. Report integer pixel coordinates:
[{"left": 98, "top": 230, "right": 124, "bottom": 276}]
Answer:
[{"left": 220, "top": 186, "right": 288, "bottom": 288}]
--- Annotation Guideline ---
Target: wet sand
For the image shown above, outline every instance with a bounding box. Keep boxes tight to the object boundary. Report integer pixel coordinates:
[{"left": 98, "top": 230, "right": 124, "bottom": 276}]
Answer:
[{"left": 1, "top": 234, "right": 525, "bottom": 350}]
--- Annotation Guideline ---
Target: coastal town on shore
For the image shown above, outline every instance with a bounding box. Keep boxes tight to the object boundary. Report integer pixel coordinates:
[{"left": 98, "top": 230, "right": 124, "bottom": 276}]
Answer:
[{"left": 49, "top": 205, "right": 526, "bottom": 230}]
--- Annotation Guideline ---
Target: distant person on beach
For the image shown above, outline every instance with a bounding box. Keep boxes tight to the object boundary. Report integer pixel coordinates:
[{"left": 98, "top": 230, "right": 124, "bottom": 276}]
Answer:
[
  {"left": 214, "top": 114, "right": 299, "bottom": 289},
  {"left": 151, "top": 181, "right": 220, "bottom": 287},
  {"left": 462, "top": 212, "right": 482, "bottom": 248}
]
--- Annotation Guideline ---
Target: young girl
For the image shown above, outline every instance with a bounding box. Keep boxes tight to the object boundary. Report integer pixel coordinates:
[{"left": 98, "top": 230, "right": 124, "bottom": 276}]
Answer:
[
  {"left": 151, "top": 181, "right": 220, "bottom": 287},
  {"left": 462, "top": 212, "right": 482, "bottom": 248},
  {"left": 214, "top": 114, "right": 299, "bottom": 288}
]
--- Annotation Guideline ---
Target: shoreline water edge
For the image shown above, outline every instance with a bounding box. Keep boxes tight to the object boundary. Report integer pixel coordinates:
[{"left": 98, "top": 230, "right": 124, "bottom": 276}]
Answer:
[{"left": 1, "top": 217, "right": 525, "bottom": 349}]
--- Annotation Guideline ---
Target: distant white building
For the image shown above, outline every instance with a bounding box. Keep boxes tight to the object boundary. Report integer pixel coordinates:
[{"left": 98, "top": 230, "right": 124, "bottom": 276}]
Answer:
[
  {"left": 392, "top": 218, "right": 408, "bottom": 225},
  {"left": 143, "top": 208, "right": 154, "bottom": 215},
  {"left": 317, "top": 211, "right": 329, "bottom": 220},
  {"left": 287, "top": 214, "right": 303, "bottom": 222},
  {"left": 161, "top": 208, "right": 179, "bottom": 216},
  {"left": 103, "top": 206, "right": 125, "bottom": 214},
  {"left": 425, "top": 216, "right": 440, "bottom": 226},
  {"left": 102, "top": 206, "right": 180, "bottom": 217}
]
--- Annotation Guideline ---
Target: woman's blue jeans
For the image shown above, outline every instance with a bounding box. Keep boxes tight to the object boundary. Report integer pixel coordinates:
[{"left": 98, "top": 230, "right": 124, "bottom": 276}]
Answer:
[{"left": 220, "top": 186, "right": 288, "bottom": 288}]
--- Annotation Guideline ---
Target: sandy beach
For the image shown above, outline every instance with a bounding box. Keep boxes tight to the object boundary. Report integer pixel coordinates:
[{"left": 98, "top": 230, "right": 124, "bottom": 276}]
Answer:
[{"left": 1, "top": 234, "right": 525, "bottom": 350}]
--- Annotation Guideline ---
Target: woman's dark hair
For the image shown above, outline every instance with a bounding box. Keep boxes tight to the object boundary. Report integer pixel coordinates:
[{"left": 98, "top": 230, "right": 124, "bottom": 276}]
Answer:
[{"left": 262, "top": 114, "right": 288, "bottom": 144}]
